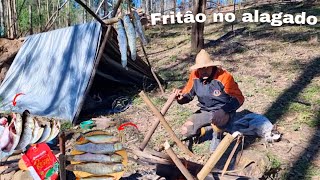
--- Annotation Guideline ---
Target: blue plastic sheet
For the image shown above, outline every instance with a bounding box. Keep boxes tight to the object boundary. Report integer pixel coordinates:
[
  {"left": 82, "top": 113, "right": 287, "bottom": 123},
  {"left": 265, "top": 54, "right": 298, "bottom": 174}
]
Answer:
[{"left": 0, "top": 22, "right": 101, "bottom": 122}]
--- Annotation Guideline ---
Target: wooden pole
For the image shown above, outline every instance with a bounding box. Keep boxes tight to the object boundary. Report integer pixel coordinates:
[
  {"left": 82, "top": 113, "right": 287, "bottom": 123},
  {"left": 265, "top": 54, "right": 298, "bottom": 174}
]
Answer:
[
  {"left": 73, "top": 0, "right": 123, "bottom": 125},
  {"left": 197, "top": 132, "right": 241, "bottom": 180},
  {"left": 139, "top": 91, "right": 194, "bottom": 157},
  {"left": 164, "top": 141, "right": 195, "bottom": 180},
  {"left": 59, "top": 132, "right": 66, "bottom": 180},
  {"left": 139, "top": 92, "right": 176, "bottom": 150},
  {"left": 140, "top": 40, "right": 165, "bottom": 95}
]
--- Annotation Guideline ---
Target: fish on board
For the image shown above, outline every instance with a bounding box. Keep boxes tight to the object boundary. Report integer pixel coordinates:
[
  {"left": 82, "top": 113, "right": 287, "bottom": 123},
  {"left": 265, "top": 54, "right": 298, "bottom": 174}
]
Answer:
[
  {"left": 80, "top": 176, "right": 114, "bottom": 180},
  {"left": 30, "top": 118, "right": 44, "bottom": 144},
  {"left": 117, "top": 20, "right": 128, "bottom": 68},
  {"left": 133, "top": 11, "right": 148, "bottom": 45},
  {"left": 0, "top": 113, "right": 23, "bottom": 159},
  {"left": 75, "top": 142, "right": 123, "bottom": 154},
  {"left": 66, "top": 153, "right": 123, "bottom": 163},
  {"left": 46, "top": 120, "right": 61, "bottom": 142},
  {"left": 35, "top": 119, "right": 51, "bottom": 144},
  {"left": 84, "top": 134, "right": 119, "bottom": 144},
  {"left": 65, "top": 163, "right": 123, "bottom": 175},
  {"left": 123, "top": 15, "right": 137, "bottom": 61},
  {"left": 15, "top": 110, "right": 35, "bottom": 151}
]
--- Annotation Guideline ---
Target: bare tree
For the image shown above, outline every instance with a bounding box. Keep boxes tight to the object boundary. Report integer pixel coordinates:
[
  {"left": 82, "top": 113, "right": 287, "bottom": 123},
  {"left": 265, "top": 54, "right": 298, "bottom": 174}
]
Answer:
[
  {"left": 7, "top": 0, "right": 12, "bottom": 38},
  {"left": 29, "top": 5, "right": 33, "bottom": 35},
  {"left": 0, "top": 0, "right": 4, "bottom": 36},
  {"left": 160, "top": 0, "right": 164, "bottom": 14},
  {"left": 191, "top": 0, "right": 206, "bottom": 52}
]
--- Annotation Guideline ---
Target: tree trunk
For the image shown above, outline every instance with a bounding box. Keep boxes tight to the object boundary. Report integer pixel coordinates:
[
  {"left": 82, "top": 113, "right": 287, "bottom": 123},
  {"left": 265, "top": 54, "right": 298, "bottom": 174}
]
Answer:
[
  {"left": 46, "top": 0, "right": 50, "bottom": 22},
  {"left": 29, "top": 5, "right": 33, "bottom": 35},
  {"left": 83, "top": 0, "right": 87, "bottom": 23},
  {"left": 141, "top": 0, "right": 145, "bottom": 11},
  {"left": 103, "top": 0, "right": 108, "bottom": 16},
  {"left": 7, "top": 0, "right": 12, "bottom": 38},
  {"left": 12, "top": 0, "right": 17, "bottom": 38},
  {"left": 173, "top": 0, "right": 176, "bottom": 14},
  {"left": 0, "top": 0, "right": 4, "bottom": 37},
  {"left": 146, "top": 0, "right": 150, "bottom": 15},
  {"left": 57, "top": 0, "right": 60, "bottom": 28},
  {"left": 37, "top": 0, "right": 41, "bottom": 32},
  {"left": 191, "top": 0, "right": 206, "bottom": 53},
  {"left": 160, "top": 0, "right": 164, "bottom": 14},
  {"left": 66, "top": 0, "right": 70, "bottom": 26}
]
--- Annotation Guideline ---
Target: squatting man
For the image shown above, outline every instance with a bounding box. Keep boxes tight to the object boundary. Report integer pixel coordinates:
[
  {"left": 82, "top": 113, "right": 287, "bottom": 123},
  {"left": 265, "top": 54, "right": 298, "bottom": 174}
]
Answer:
[{"left": 173, "top": 49, "right": 244, "bottom": 151}]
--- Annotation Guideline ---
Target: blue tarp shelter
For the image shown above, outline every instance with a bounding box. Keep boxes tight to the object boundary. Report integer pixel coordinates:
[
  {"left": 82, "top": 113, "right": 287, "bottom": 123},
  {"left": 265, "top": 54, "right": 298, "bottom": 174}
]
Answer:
[{"left": 0, "top": 22, "right": 156, "bottom": 122}]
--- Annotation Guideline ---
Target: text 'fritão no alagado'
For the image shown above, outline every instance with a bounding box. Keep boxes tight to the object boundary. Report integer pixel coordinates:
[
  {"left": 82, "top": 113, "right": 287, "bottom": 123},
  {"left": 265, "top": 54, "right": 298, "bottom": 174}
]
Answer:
[{"left": 151, "top": 10, "right": 318, "bottom": 27}]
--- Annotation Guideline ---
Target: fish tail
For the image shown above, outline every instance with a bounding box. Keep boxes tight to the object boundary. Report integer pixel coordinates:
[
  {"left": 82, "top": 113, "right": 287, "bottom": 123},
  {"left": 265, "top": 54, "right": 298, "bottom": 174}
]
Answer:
[{"left": 65, "top": 164, "right": 76, "bottom": 171}]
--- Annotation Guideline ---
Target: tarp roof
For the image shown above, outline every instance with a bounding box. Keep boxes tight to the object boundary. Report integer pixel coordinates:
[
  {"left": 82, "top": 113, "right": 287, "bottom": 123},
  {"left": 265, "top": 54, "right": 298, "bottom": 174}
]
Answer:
[{"left": 0, "top": 22, "right": 157, "bottom": 122}]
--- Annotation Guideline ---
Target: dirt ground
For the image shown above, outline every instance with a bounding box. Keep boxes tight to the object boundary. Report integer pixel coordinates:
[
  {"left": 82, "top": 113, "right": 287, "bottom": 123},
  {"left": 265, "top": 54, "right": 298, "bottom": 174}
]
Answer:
[{"left": 0, "top": 38, "right": 23, "bottom": 83}]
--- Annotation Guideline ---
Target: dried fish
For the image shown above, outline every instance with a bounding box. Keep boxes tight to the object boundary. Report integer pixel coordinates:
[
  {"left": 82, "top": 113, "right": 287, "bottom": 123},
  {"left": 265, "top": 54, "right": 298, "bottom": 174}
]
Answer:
[
  {"left": 66, "top": 153, "right": 122, "bottom": 163},
  {"left": 123, "top": 15, "right": 137, "bottom": 61},
  {"left": 15, "top": 110, "right": 34, "bottom": 151},
  {"left": 66, "top": 163, "right": 123, "bottom": 175},
  {"left": 30, "top": 119, "right": 44, "bottom": 144},
  {"left": 117, "top": 20, "right": 128, "bottom": 68},
  {"left": 84, "top": 134, "right": 119, "bottom": 144},
  {"left": 46, "top": 120, "right": 61, "bottom": 142},
  {"left": 133, "top": 11, "right": 148, "bottom": 45},
  {"left": 36, "top": 120, "right": 51, "bottom": 144},
  {"left": 75, "top": 143, "right": 123, "bottom": 154},
  {"left": 80, "top": 177, "right": 114, "bottom": 180}
]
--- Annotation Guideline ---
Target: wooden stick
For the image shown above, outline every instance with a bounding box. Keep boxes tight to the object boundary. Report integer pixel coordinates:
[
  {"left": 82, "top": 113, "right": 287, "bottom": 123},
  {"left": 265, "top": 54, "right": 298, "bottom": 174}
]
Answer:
[
  {"left": 197, "top": 132, "right": 241, "bottom": 180},
  {"left": 59, "top": 154, "right": 66, "bottom": 180},
  {"left": 73, "top": 0, "right": 122, "bottom": 125},
  {"left": 74, "top": 0, "right": 106, "bottom": 26},
  {"left": 127, "top": 148, "right": 172, "bottom": 165},
  {"left": 59, "top": 131, "right": 66, "bottom": 155},
  {"left": 59, "top": 132, "right": 66, "bottom": 180},
  {"left": 139, "top": 91, "right": 194, "bottom": 157},
  {"left": 140, "top": 40, "right": 165, "bottom": 95},
  {"left": 139, "top": 92, "right": 176, "bottom": 150},
  {"left": 102, "top": 16, "right": 120, "bottom": 25},
  {"left": 164, "top": 141, "right": 195, "bottom": 180},
  {"left": 221, "top": 135, "right": 242, "bottom": 177}
]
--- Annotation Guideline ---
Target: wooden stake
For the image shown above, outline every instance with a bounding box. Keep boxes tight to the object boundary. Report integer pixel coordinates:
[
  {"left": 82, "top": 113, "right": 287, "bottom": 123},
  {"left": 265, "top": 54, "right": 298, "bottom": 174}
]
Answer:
[
  {"left": 139, "top": 92, "right": 176, "bottom": 150},
  {"left": 59, "top": 132, "right": 66, "bottom": 180},
  {"left": 197, "top": 132, "right": 241, "bottom": 180},
  {"left": 139, "top": 91, "right": 194, "bottom": 157},
  {"left": 164, "top": 141, "right": 195, "bottom": 180}
]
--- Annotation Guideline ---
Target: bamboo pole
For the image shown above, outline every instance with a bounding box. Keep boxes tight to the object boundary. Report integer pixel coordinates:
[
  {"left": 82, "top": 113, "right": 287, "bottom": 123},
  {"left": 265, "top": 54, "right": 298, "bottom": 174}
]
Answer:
[
  {"left": 197, "top": 132, "right": 241, "bottom": 180},
  {"left": 139, "top": 92, "right": 176, "bottom": 150},
  {"left": 139, "top": 91, "right": 194, "bottom": 157},
  {"left": 164, "top": 141, "right": 195, "bottom": 180}
]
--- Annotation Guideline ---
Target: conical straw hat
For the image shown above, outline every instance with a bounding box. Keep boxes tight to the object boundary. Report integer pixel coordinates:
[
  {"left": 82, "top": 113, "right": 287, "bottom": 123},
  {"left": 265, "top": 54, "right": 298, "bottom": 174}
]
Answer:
[{"left": 190, "top": 49, "right": 221, "bottom": 71}]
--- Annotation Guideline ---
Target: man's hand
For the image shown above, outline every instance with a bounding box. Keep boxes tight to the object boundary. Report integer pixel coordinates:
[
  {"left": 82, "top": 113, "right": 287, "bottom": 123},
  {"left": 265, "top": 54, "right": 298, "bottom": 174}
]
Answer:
[
  {"left": 212, "top": 109, "right": 229, "bottom": 127},
  {"left": 173, "top": 88, "right": 183, "bottom": 100}
]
